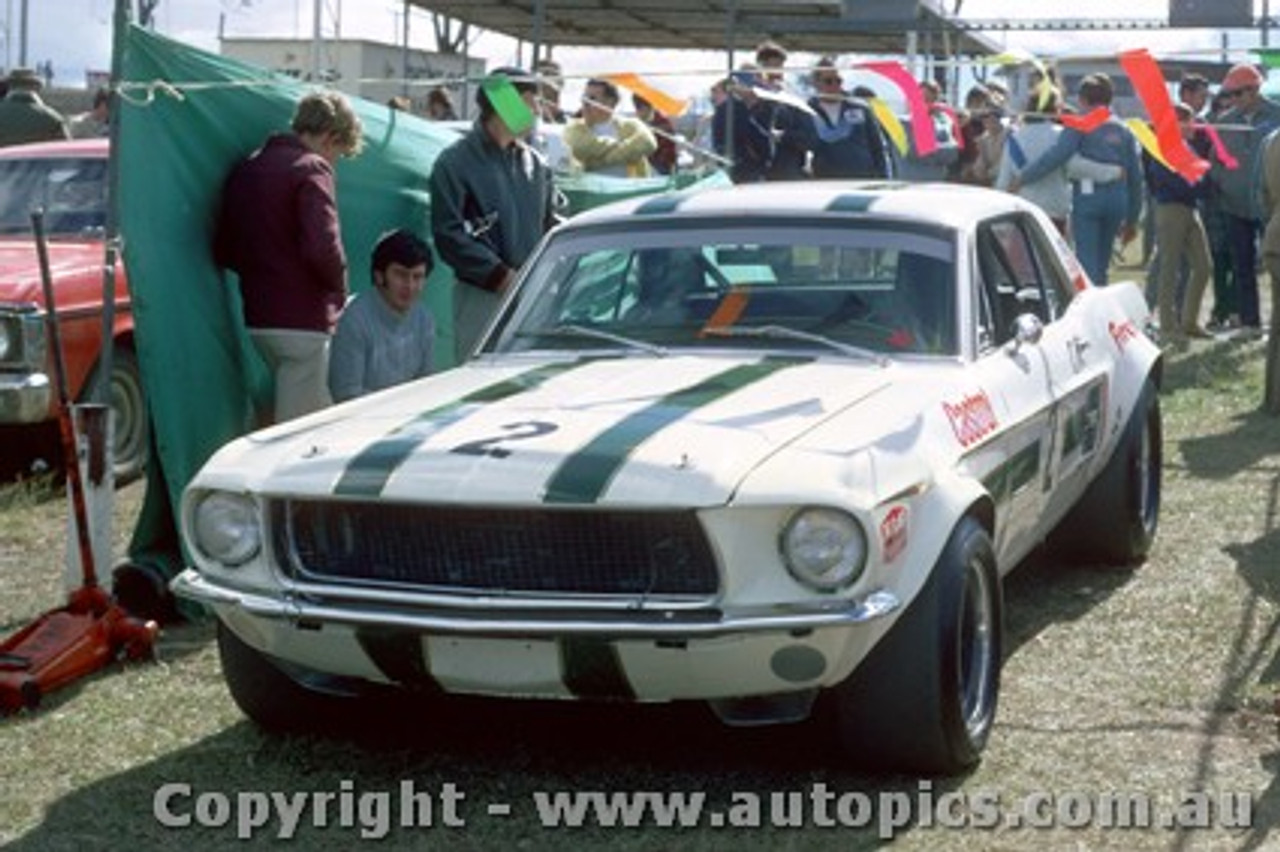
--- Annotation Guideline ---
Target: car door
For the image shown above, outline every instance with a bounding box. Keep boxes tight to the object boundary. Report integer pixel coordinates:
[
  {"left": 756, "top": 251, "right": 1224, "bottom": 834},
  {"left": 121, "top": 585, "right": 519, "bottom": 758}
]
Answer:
[
  {"left": 967, "top": 219, "right": 1059, "bottom": 563},
  {"left": 985, "top": 214, "right": 1109, "bottom": 532}
]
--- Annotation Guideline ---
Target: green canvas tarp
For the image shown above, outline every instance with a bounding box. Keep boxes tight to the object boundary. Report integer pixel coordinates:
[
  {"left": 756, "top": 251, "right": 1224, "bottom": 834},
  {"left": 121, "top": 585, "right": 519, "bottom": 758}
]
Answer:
[
  {"left": 117, "top": 25, "right": 462, "bottom": 582},
  {"left": 115, "top": 25, "right": 730, "bottom": 582}
]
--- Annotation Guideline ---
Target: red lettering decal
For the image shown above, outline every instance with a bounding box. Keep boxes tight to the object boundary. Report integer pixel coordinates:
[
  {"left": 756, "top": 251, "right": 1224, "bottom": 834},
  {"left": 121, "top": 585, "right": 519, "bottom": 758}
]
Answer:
[
  {"left": 943, "top": 390, "right": 999, "bottom": 447},
  {"left": 1108, "top": 319, "right": 1139, "bottom": 351},
  {"left": 880, "top": 505, "right": 909, "bottom": 563}
]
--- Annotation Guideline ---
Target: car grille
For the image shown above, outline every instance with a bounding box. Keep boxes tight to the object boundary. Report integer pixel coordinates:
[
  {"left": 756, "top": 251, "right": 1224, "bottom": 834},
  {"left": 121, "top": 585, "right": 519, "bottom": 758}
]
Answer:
[{"left": 271, "top": 500, "right": 720, "bottom": 597}]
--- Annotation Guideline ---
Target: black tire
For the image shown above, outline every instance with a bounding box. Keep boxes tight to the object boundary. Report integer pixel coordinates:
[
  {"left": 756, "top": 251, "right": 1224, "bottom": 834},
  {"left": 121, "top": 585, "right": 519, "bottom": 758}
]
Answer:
[
  {"left": 81, "top": 347, "right": 148, "bottom": 483},
  {"left": 217, "top": 621, "right": 360, "bottom": 733},
  {"left": 832, "top": 517, "right": 1002, "bottom": 775},
  {"left": 1050, "top": 379, "right": 1161, "bottom": 565}
]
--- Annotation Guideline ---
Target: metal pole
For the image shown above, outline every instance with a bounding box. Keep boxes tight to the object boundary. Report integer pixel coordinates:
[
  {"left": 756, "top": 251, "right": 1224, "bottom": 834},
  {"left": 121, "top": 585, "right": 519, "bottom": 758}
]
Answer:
[
  {"left": 723, "top": 0, "right": 740, "bottom": 167},
  {"left": 311, "top": 0, "right": 321, "bottom": 81},
  {"left": 18, "top": 0, "right": 26, "bottom": 66},
  {"left": 533, "top": 0, "right": 545, "bottom": 67},
  {"left": 1264, "top": 0, "right": 1271, "bottom": 48},
  {"left": 401, "top": 0, "right": 410, "bottom": 97},
  {"left": 94, "top": 0, "right": 130, "bottom": 483}
]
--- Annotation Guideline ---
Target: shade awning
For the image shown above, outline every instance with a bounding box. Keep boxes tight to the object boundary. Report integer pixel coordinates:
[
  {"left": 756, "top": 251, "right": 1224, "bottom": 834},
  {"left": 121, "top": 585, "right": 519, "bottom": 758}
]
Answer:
[{"left": 407, "top": 0, "right": 999, "bottom": 58}]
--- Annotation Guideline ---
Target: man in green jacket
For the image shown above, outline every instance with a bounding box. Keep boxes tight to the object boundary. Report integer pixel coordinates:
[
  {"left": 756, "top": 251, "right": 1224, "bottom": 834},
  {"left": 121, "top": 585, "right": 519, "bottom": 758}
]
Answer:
[
  {"left": 0, "top": 68, "right": 69, "bottom": 147},
  {"left": 429, "top": 67, "right": 557, "bottom": 363}
]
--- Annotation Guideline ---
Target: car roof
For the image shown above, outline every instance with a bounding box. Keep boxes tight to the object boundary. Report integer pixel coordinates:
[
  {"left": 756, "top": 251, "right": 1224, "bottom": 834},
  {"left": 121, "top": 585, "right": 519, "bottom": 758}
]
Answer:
[
  {"left": 0, "top": 138, "right": 109, "bottom": 160},
  {"left": 565, "top": 180, "right": 1033, "bottom": 233}
]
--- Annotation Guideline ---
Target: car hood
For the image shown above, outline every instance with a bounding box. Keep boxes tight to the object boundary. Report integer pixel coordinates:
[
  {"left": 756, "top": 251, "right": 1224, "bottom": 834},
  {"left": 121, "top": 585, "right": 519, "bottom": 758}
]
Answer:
[
  {"left": 0, "top": 240, "right": 101, "bottom": 304},
  {"left": 229, "top": 354, "right": 892, "bottom": 507}
]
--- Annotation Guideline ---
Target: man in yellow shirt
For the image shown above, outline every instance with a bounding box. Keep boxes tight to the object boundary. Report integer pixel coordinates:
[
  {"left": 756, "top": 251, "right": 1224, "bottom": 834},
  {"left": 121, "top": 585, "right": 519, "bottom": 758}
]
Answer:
[{"left": 563, "top": 78, "right": 656, "bottom": 178}]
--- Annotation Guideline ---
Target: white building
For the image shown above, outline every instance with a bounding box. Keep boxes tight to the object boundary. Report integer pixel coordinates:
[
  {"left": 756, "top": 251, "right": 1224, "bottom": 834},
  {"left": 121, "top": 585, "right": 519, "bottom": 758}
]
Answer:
[{"left": 221, "top": 37, "right": 485, "bottom": 118}]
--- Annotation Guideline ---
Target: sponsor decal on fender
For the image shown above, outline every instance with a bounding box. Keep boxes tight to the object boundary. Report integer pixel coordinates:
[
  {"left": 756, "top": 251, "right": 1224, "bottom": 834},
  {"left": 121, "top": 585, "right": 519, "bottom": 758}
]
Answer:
[
  {"left": 943, "top": 390, "right": 998, "bottom": 448},
  {"left": 1109, "top": 319, "right": 1140, "bottom": 351},
  {"left": 880, "top": 504, "right": 909, "bottom": 563}
]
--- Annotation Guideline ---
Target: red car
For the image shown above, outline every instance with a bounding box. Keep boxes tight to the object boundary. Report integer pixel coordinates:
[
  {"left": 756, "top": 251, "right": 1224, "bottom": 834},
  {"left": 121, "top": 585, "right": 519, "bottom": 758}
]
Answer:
[{"left": 0, "top": 138, "right": 145, "bottom": 480}]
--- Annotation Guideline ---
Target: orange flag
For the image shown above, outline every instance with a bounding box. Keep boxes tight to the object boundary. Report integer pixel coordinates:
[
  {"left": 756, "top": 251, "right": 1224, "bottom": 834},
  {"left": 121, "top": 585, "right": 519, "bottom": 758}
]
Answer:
[
  {"left": 603, "top": 72, "right": 689, "bottom": 118},
  {"left": 1118, "top": 48, "right": 1210, "bottom": 183}
]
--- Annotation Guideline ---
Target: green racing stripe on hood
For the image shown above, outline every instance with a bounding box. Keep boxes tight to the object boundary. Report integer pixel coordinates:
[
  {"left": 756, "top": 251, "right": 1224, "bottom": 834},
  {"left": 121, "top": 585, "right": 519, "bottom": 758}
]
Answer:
[
  {"left": 334, "top": 359, "right": 592, "bottom": 497},
  {"left": 543, "top": 356, "right": 811, "bottom": 505}
]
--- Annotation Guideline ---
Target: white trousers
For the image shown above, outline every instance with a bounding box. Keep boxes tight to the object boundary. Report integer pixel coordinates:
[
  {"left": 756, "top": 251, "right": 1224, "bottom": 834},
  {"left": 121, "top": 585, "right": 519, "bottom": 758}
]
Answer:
[{"left": 248, "top": 328, "right": 331, "bottom": 422}]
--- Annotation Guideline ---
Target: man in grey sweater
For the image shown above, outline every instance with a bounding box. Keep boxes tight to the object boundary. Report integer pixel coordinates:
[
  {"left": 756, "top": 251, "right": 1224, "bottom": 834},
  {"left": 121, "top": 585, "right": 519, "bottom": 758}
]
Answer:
[{"left": 328, "top": 229, "right": 436, "bottom": 403}]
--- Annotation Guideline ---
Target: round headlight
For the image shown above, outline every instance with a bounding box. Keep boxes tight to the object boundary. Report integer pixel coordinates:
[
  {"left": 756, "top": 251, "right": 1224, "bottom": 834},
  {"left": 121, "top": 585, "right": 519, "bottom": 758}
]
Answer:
[
  {"left": 0, "top": 321, "right": 14, "bottom": 362},
  {"left": 192, "top": 491, "right": 261, "bottom": 566},
  {"left": 781, "top": 507, "right": 867, "bottom": 592}
]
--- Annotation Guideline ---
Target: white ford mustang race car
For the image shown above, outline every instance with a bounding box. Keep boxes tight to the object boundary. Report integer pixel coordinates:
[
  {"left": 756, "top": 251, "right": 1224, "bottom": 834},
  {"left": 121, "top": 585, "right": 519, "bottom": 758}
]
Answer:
[{"left": 173, "top": 182, "right": 1162, "bottom": 774}]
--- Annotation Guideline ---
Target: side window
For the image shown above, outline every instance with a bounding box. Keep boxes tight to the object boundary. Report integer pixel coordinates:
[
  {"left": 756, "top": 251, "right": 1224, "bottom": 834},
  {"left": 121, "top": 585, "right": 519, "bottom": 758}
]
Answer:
[
  {"left": 1025, "top": 222, "right": 1077, "bottom": 317},
  {"left": 980, "top": 216, "right": 1063, "bottom": 338},
  {"left": 976, "top": 227, "right": 1022, "bottom": 347}
]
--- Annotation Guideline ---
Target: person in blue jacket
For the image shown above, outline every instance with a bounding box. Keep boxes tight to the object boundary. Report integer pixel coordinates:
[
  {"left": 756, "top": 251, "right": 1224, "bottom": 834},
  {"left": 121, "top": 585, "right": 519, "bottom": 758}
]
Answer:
[
  {"left": 1010, "top": 73, "right": 1143, "bottom": 285},
  {"left": 805, "top": 56, "right": 891, "bottom": 180}
]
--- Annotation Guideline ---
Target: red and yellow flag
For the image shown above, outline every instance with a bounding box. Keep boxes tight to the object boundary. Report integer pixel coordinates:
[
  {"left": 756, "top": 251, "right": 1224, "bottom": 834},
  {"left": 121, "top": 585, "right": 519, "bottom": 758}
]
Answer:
[{"left": 1118, "top": 48, "right": 1210, "bottom": 183}]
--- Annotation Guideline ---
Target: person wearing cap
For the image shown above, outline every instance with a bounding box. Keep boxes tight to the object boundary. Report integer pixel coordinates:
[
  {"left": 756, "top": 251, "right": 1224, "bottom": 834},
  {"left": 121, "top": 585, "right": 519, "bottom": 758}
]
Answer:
[
  {"left": 1009, "top": 73, "right": 1142, "bottom": 286},
  {"left": 806, "top": 56, "right": 890, "bottom": 180},
  {"left": 328, "top": 229, "right": 436, "bottom": 403},
  {"left": 429, "top": 67, "right": 557, "bottom": 362},
  {"left": 213, "top": 90, "right": 364, "bottom": 422},
  {"left": 1210, "top": 62, "right": 1280, "bottom": 335},
  {"left": 563, "top": 78, "right": 657, "bottom": 178},
  {"left": 0, "top": 67, "right": 69, "bottom": 147}
]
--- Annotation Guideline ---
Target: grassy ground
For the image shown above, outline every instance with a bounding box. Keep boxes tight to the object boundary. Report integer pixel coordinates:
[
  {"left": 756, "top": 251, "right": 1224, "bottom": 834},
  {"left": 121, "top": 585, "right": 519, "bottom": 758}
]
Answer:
[{"left": 2, "top": 328, "right": 1279, "bottom": 850}]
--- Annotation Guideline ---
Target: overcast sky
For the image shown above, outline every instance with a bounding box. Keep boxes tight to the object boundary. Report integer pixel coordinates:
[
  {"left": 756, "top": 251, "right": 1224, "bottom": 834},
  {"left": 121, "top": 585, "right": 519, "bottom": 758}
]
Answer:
[{"left": 5, "top": 0, "right": 1270, "bottom": 90}]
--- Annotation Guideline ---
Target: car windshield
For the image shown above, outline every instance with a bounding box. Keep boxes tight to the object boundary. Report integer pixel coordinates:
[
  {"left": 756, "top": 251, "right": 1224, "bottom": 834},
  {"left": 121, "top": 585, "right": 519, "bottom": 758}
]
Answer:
[
  {"left": 488, "top": 221, "right": 958, "bottom": 357},
  {"left": 0, "top": 155, "right": 107, "bottom": 238}
]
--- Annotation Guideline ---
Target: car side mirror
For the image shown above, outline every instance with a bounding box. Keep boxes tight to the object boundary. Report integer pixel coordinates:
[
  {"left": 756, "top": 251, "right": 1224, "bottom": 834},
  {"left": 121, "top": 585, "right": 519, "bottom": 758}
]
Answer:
[{"left": 1004, "top": 313, "right": 1043, "bottom": 356}]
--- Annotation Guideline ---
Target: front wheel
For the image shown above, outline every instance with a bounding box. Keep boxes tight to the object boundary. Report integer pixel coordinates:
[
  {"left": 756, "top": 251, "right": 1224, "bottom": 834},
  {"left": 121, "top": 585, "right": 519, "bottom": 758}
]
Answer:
[
  {"left": 217, "top": 622, "right": 359, "bottom": 733},
  {"left": 831, "top": 517, "right": 1002, "bottom": 775}
]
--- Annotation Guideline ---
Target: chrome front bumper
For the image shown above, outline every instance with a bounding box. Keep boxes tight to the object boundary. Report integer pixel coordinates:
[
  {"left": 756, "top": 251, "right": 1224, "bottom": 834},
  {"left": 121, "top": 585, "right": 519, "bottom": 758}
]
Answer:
[
  {"left": 0, "top": 372, "right": 52, "bottom": 423},
  {"left": 171, "top": 569, "right": 901, "bottom": 640}
]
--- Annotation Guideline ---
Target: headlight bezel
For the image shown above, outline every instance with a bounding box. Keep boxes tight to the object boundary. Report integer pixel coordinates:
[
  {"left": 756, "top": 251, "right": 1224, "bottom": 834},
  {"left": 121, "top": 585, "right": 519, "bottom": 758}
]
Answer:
[
  {"left": 190, "top": 490, "right": 263, "bottom": 567},
  {"left": 779, "top": 506, "right": 868, "bottom": 592}
]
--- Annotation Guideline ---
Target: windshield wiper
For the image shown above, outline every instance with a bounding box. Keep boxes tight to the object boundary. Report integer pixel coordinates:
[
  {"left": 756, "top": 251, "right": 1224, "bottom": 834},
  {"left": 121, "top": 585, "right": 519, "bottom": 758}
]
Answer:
[
  {"left": 518, "top": 323, "right": 669, "bottom": 356},
  {"left": 702, "top": 324, "right": 888, "bottom": 366}
]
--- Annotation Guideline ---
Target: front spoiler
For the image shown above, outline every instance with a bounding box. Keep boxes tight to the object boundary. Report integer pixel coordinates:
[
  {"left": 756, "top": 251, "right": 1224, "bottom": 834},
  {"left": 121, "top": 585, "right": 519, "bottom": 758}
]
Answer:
[{"left": 171, "top": 569, "right": 900, "bottom": 640}]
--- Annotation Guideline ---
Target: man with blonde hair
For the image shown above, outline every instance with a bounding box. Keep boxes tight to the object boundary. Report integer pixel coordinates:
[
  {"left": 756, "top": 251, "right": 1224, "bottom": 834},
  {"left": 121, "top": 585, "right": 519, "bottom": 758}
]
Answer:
[{"left": 214, "top": 90, "right": 364, "bottom": 422}]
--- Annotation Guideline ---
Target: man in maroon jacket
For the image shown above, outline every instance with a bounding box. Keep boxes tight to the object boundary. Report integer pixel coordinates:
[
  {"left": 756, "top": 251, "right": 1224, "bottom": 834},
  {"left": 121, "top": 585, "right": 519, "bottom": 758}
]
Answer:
[{"left": 215, "top": 91, "right": 363, "bottom": 422}]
